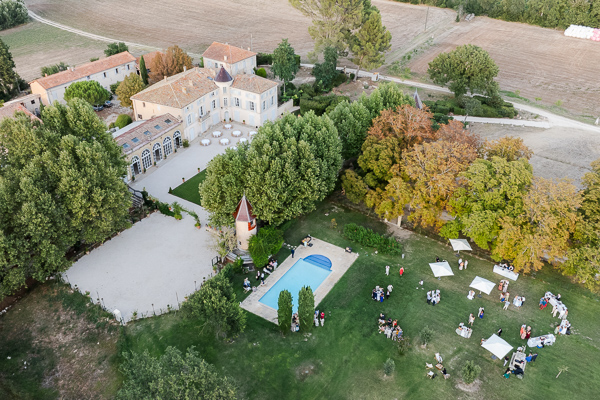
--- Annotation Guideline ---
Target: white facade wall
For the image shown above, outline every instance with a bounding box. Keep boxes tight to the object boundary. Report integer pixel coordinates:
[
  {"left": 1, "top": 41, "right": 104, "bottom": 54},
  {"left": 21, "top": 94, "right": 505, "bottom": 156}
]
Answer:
[{"left": 203, "top": 56, "right": 256, "bottom": 75}]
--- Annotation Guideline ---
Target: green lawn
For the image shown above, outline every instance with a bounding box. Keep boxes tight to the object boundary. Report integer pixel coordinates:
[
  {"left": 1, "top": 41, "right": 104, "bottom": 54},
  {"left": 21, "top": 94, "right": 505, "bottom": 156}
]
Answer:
[
  {"left": 170, "top": 169, "right": 206, "bottom": 206},
  {"left": 122, "top": 199, "right": 600, "bottom": 399}
]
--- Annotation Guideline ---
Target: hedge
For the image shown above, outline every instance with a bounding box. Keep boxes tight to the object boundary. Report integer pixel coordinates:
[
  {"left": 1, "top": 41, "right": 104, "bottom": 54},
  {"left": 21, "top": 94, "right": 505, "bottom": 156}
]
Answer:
[{"left": 343, "top": 223, "right": 402, "bottom": 255}]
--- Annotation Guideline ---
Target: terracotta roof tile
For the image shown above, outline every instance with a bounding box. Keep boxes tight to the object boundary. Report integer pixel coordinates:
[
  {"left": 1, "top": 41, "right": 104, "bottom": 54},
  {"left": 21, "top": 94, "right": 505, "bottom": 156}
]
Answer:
[
  {"left": 0, "top": 103, "right": 39, "bottom": 122},
  {"left": 30, "top": 52, "right": 137, "bottom": 89},
  {"left": 131, "top": 67, "right": 219, "bottom": 108},
  {"left": 114, "top": 114, "right": 181, "bottom": 155},
  {"left": 233, "top": 195, "right": 256, "bottom": 222},
  {"left": 202, "top": 42, "right": 256, "bottom": 64},
  {"left": 231, "top": 74, "right": 278, "bottom": 94}
]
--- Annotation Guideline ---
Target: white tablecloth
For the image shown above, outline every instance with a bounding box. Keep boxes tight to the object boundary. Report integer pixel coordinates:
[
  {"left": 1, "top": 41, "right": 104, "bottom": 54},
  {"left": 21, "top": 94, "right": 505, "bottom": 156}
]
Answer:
[
  {"left": 249, "top": 130, "right": 257, "bottom": 136},
  {"left": 493, "top": 265, "right": 519, "bottom": 281},
  {"left": 527, "top": 334, "right": 555, "bottom": 348},
  {"left": 239, "top": 137, "right": 248, "bottom": 143},
  {"left": 224, "top": 124, "right": 232, "bottom": 129},
  {"left": 232, "top": 130, "right": 242, "bottom": 137},
  {"left": 201, "top": 139, "right": 211, "bottom": 146},
  {"left": 219, "top": 138, "right": 230, "bottom": 145},
  {"left": 212, "top": 131, "right": 222, "bottom": 138}
]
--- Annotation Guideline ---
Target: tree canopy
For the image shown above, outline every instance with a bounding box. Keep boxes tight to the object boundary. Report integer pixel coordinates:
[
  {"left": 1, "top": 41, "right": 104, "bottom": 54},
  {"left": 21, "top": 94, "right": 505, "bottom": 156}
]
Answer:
[
  {"left": 427, "top": 44, "right": 499, "bottom": 98},
  {"left": 0, "top": 38, "right": 22, "bottom": 101},
  {"left": 117, "top": 346, "right": 236, "bottom": 400},
  {"left": 349, "top": 10, "right": 391, "bottom": 79},
  {"left": 41, "top": 62, "right": 68, "bottom": 77},
  {"left": 277, "top": 290, "right": 293, "bottom": 334},
  {"left": 104, "top": 42, "right": 128, "bottom": 57},
  {"left": 149, "top": 45, "right": 193, "bottom": 83},
  {"left": 116, "top": 73, "right": 146, "bottom": 108},
  {"left": 272, "top": 39, "right": 299, "bottom": 94},
  {"left": 312, "top": 46, "right": 338, "bottom": 90},
  {"left": 0, "top": 0, "right": 28, "bottom": 31},
  {"left": 0, "top": 99, "right": 131, "bottom": 299},
  {"left": 64, "top": 80, "right": 111, "bottom": 106},
  {"left": 139, "top": 55, "right": 149, "bottom": 85},
  {"left": 298, "top": 286, "right": 315, "bottom": 332},
  {"left": 248, "top": 226, "right": 284, "bottom": 268}
]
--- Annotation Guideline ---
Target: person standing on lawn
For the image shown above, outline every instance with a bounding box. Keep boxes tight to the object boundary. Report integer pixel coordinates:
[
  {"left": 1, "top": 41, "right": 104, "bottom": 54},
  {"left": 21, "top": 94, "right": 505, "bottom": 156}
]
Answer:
[
  {"left": 385, "top": 265, "right": 390, "bottom": 275},
  {"left": 399, "top": 266, "right": 405, "bottom": 277}
]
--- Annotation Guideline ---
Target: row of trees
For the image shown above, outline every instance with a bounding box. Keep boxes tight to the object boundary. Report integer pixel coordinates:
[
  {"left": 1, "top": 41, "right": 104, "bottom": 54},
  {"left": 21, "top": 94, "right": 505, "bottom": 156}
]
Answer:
[
  {"left": 393, "top": 0, "right": 600, "bottom": 29},
  {"left": 277, "top": 286, "right": 314, "bottom": 334},
  {"left": 0, "top": 99, "right": 132, "bottom": 300},
  {"left": 0, "top": 0, "right": 28, "bottom": 31},
  {"left": 290, "top": 0, "right": 392, "bottom": 78}
]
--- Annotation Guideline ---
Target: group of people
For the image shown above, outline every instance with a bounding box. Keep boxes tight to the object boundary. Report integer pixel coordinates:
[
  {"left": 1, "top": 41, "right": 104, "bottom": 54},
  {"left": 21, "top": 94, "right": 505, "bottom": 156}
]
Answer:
[
  {"left": 426, "top": 289, "right": 441, "bottom": 306},
  {"left": 519, "top": 324, "right": 532, "bottom": 340},
  {"left": 498, "top": 262, "right": 515, "bottom": 271},
  {"left": 372, "top": 285, "right": 393, "bottom": 302},
  {"left": 314, "top": 310, "right": 325, "bottom": 327},
  {"left": 426, "top": 353, "right": 449, "bottom": 379},
  {"left": 512, "top": 295, "right": 526, "bottom": 308},
  {"left": 456, "top": 322, "right": 473, "bottom": 338},
  {"left": 554, "top": 318, "right": 571, "bottom": 335},
  {"left": 377, "top": 312, "right": 403, "bottom": 341},
  {"left": 458, "top": 258, "right": 469, "bottom": 271},
  {"left": 545, "top": 291, "right": 569, "bottom": 320}
]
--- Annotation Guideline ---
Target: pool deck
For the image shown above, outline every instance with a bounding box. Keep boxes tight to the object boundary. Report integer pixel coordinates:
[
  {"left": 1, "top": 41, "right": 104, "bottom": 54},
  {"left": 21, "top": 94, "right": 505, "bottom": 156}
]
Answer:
[{"left": 240, "top": 238, "right": 359, "bottom": 323}]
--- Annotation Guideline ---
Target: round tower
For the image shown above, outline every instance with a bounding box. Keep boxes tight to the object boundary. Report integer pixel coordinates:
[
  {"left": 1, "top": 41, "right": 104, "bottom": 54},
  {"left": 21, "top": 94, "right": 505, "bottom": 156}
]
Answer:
[{"left": 233, "top": 195, "right": 257, "bottom": 251}]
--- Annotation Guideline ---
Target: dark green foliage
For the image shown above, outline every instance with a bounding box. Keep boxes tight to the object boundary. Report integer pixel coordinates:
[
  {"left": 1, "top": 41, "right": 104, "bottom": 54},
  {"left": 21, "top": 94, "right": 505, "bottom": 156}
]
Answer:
[
  {"left": 182, "top": 139, "right": 189, "bottom": 147},
  {"left": 419, "top": 325, "right": 434, "bottom": 345},
  {"left": 341, "top": 169, "right": 369, "bottom": 203},
  {"left": 115, "top": 114, "right": 132, "bottom": 129},
  {"left": 248, "top": 226, "right": 284, "bottom": 268},
  {"left": 257, "top": 53, "right": 273, "bottom": 65},
  {"left": 255, "top": 67, "right": 267, "bottom": 78},
  {"left": 181, "top": 273, "right": 246, "bottom": 339},
  {"left": 343, "top": 223, "right": 402, "bottom": 254},
  {"left": 0, "top": 38, "right": 21, "bottom": 101},
  {"left": 104, "top": 42, "right": 128, "bottom": 57},
  {"left": 300, "top": 94, "right": 348, "bottom": 116},
  {"left": 332, "top": 71, "right": 348, "bottom": 87},
  {"left": 110, "top": 81, "right": 121, "bottom": 94},
  {"left": 40, "top": 62, "right": 68, "bottom": 77},
  {"left": 277, "top": 290, "right": 293, "bottom": 334},
  {"left": 313, "top": 46, "right": 338, "bottom": 90},
  {"left": 117, "top": 347, "right": 236, "bottom": 400},
  {"left": 383, "top": 358, "right": 395, "bottom": 376},
  {"left": 272, "top": 39, "right": 299, "bottom": 94},
  {"left": 424, "top": 97, "right": 516, "bottom": 118},
  {"left": 297, "top": 286, "right": 314, "bottom": 332},
  {"left": 139, "top": 55, "right": 149, "bottom": 85},
  {"left": 0, "top": 0, "right": 28, "bottom": 31},
  {"left": 90, "top": 57, "right": 99, "bottom": 62},
  {"left": 63, "top": 80, "right": 111, "bottom": 106}
]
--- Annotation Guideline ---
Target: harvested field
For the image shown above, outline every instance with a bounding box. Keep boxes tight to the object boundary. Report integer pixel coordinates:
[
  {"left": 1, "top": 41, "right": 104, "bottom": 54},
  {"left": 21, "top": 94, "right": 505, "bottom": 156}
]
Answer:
[
  {"left": 408, "top": 16, "right": 600, "bottom": 118},
  {"left": 0, "top": 21, "right": 107, "bottom": 81}
]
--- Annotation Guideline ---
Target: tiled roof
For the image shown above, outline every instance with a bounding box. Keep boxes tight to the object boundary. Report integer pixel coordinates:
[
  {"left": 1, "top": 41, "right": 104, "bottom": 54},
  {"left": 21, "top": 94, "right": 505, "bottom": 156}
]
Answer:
[
  {"left": 233, "top": 195, "right": 255, "bottom": 222},
  {"left": 130, "top": 67, "right": 218, "bottom": 109},
  {"left": 215, "top": 67, "right": 233, "bottom": 82},
  {"left": 202, "top": 42, "right": 256, "bottom": 64},
  {"left": 231, "top": 74, "right": 278, "bottom": 94},
  {"left": 137, "top": 51, "right": 165, "bottom": 70},
  {"left": 114, "top": 114, "right": 181, "bottom": 155},
  {"left": 0, "top": 103, "right": 39, "bottom": 122},
  {"left": 30, "top": 52, "right": 137, "bottom": 90}
]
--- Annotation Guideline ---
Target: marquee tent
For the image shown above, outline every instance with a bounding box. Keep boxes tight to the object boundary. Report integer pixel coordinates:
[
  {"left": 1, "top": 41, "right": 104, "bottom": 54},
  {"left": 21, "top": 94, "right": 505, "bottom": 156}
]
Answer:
[
  {"left": 429, "top": 261, "right": 454, "bottom": 278},
  {"left": 469, "top": 276, "right": 495, "bottom": 295},
  {"left": 449, "top": 239, "right": 472, "bottom": 252},
  {"left": 482, "top": 334, "right": 513, "bottom": 359}
]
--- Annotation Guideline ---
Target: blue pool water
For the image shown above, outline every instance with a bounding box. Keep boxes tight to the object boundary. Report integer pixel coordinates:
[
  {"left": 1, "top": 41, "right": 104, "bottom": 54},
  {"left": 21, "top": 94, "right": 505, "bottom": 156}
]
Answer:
[{"left": 259, "top": 255, "right": 332, "bottom": 312}]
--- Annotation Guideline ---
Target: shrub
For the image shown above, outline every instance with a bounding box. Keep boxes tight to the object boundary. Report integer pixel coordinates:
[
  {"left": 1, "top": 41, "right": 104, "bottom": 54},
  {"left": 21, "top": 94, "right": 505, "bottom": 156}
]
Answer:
[
  {"left": 110, "top": 81, "right": 121, "bottom": 94},
  {"left": 461, "top": 360, "right": 481, "bottom": 384},
  {"left": 115, "top": 114, "right": 132, "bottom": 129},
  {"left": 182, "top": 139, "right": 190, "bottom": 148},
  {"left": 255, "top": 67, "right": 267, "bottom": 78},
  {"left": 257, "top": 53, "right": 273, "bottom": 65},
  {"left": 40, "top": 62, "right": 68, "bottom": 77},
  {"left": 343, "top": 223, "right": 402, "bottom": 255},
  {"left": 383, "top": 358, "right": 396, "bottom": 376},
  {"left": 90, "top": 57, "right": 99, "bottom": 62},
  {"left": 350, "top": 73, "right": 355, "bottom": 80},
  {"left": 332, "top": 72, "right": 347, "bottom": 87},
  {"left": 419, "top": 325, "right": 434, "bottom": 346},
  {"left": 248, "top": 226, "right": 284, "bottom": 268},
  {"left": 397, "top": 336, "right": 411, "bottom": 355}
]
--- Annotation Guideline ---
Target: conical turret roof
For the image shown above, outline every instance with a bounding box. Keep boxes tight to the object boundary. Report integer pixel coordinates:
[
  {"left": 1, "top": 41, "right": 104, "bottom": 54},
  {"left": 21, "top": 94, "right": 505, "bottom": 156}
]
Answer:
[
  {"left": 233, "top": 195, "right": 255, "bottom": 222},
  {"left": 215, "top": 66, "right": 233, "bottom": 83}
]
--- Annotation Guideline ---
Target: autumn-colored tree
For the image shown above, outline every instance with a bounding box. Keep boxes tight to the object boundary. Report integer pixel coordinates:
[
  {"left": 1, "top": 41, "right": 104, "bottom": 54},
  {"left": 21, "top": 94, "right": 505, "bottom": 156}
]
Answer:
[
  {"left": 149, "top": 45, "right": 193, "bottom": 83},
  {"left": 115, "top": 73, "right": 145, "bottom": 108},
  {"left": 365, "top": 168, "right": 412, "bottom": 226},
  {"left": 493, "top": 177, "right": 581, "bottom": 273},
  {"left": 402, "top": 141, "right": 478, "bottom": 229},
  {"left": 437, "top": 119, "right": 482, "bottom": 152},
  {"left": 483, "top": 136, "right": 533, "bottom": 161}
]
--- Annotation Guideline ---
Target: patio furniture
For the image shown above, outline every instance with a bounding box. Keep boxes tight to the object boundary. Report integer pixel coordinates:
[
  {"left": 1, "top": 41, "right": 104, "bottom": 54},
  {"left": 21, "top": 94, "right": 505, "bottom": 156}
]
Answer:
[
  {"left": 219, "top": 138, "right": 230, "bottom": 145},
  {"left": 239, "top": 137, "right": 248, "bottom": 144},
  {"left": 212, "top": 131, "right": 222, "bottom": 138},
  {"left": 232, "top": 130, "right": 242, "bottom": 137},
  {"left": 224, "top": 124, "right": 232, "bottom": 129},
  {"left": 201, "top": 139, "right": 211, "bottom": 146},
  {"left": 249, "top": 130, "right": 257, "bottom": 137},
  {"left": 493, "top": 265, "right": 519, "bottom": 281}
]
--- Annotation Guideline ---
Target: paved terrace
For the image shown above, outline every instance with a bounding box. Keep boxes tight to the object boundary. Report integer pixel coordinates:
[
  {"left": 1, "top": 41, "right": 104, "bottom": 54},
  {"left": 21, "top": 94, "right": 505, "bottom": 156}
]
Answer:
[{"left": 241, "top": 238, "right": 359, "bottom": 323}]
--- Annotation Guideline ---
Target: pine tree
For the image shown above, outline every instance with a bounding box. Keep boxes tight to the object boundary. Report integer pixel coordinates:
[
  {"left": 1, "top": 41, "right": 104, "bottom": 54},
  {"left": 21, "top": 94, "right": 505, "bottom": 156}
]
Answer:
[
  {"left": 0, "top": 38, "right": 21, "bottom": 101},
  {"left": 139, "top": 55, "right": 149, "bottom": 85},
  {"left": 349, "top": 11, "right": 391, "bottom": 80},
  {"left": 277, "top": 290, "right": 293, "bottom": 334}
]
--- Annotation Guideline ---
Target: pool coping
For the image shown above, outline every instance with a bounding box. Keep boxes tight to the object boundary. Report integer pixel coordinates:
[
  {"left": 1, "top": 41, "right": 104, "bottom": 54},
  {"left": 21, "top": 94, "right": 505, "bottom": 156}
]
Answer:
[{"left": 240, "top": 237, "right": 359, "bottom": 324}]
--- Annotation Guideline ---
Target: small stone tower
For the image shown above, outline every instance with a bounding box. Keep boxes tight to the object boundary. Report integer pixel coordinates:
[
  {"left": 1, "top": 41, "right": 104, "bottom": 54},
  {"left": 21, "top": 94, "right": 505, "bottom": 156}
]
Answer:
[{"left": 233, "top": 195, "right": 257, "bottom": 250}]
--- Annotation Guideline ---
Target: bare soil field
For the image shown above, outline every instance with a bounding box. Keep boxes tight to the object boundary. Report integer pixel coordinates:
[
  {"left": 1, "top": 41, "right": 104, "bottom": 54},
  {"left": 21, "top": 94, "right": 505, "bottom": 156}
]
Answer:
[
  {"left": 408, "top": 16, "right": 600, "bottom": 118},
  {"left": 0, "top": 21, "right": 107, "bottom": 81},
  {"left": 470, "top": 123, "right": 600, "bottom": 186}
]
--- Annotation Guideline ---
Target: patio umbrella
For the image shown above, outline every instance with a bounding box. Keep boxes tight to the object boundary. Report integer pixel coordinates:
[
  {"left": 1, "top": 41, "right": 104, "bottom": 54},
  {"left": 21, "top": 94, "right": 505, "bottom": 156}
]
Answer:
[
  {"left": 449, "top": 239, "right": 472, "bottom": 252},
  {"left": 469, "top": 276, "right": 495, "bottom": 295},
  {"left": 482, "top": 334, "right": 513, "bottom": 359},
  {"left": 429, "top": 261, "right": 454, "bottom": 278}
]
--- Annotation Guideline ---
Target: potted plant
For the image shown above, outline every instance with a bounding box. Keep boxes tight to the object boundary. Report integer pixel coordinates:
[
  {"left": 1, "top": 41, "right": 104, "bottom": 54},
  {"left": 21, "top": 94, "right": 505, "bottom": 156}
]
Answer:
[
  {"left": 182, "top": 177, "right": 185, "bottom": 182},
  {"left": 143, "top": 168, "right": 146, "bottom": 173},
  {"left": 242, "top": 119, "right": 245, "bottom": 124},
  {"left": 197, "top": 167, "right": 200, "bottom": 173}
]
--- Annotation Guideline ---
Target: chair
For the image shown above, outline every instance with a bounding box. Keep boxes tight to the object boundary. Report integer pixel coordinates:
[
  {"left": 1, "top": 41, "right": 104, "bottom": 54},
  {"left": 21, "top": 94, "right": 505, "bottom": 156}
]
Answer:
[{"left": 427, "top": 371, "right": 436, "bottom": 379}]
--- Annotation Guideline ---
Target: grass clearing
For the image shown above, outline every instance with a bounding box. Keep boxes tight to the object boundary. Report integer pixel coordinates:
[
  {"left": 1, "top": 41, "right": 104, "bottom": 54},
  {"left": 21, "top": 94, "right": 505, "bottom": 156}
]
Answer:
[
  {"left": 170, "top": 169, "right": 206, "bottom": 206},
  {"left": 122, "top": 198, "right": 600, "bottom": 399}
]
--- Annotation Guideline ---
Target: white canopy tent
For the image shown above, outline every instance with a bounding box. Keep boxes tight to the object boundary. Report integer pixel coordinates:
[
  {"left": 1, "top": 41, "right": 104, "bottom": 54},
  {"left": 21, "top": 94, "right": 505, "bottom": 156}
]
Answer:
[
  {"left": 449, "top": 239, "right": 472, "bottom": 252},
  {"left": 469, "top": 276, "right": 496, "bottom": 295},
  {"left": 429, "top": 261, "right": 454, "bottom": 278},
  {"left": 482, "top": 334, "right": 513, "bottom": 359}
]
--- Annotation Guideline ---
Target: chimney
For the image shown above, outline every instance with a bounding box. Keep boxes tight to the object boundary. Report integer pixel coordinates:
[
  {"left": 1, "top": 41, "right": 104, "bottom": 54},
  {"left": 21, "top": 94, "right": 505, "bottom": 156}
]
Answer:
[
  {"left": 248, "top": 47, "right": 250, "bottom": 51},
  {"left": 183, "top": 66, "right": 187, "bottom": 72},
  {"left": 70, "top": 67, "right": 75, "bottom": 72},
  {"left": 164, "top": 76, "right": 167, "bottom": 82},
  {"left": 224, "top": 56, "right": 227, "bottom": 61},
  {"left": 182, "top": 87, "right": 187, "bottom": 94},
  {"left": 45, "top": 73, "right": 48, "bottom": 77}
]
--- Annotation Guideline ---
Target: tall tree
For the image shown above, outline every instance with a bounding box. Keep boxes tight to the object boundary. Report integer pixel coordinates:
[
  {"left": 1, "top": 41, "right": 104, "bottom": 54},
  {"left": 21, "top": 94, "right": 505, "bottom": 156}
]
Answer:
[
  {"left": 341, "top": 169, "right": 369, "bottom": 204},
  {"left": 349, "top": 10, "right": 391, "bottom": 80},
  {"left": 289, "top": 0, "right": 364, "bottom": 56},
  {"left": 0, "top": 38, "right": 21, "bottom": 101},
  {"left": 248, "top": 226, "right": 284, "bottom": 268},
  {"left": 117, "top": 347, "right": 236, "bottom": 400},
  {"left": 104, "top": 42, "right": 128, "bottom": 57},
  {"left": 297, "top": 286, "right": 315, "bottom": 332},
  {"left": 328, "top": 99, "right": 371, "bottom": 159},
  {"left": 483, "top": 136, "right": 533, "bottom": 161},
  {"left": 277, "top": 290, "right": 293, "bottom": 334},
  {"left": 427, "top": 44, "right": 500, "bottom": 98},
  {"left": 0, "top": 0, "right": 28, "bottom": 31},
  {"left": 312, "top": 46, "right": 338, "bottom": 89},
  {"left": 0, "top": 100, "right": 130, "bottom": 299},
  {"left": 115, "top": 73, "right": 146, "bottom": 108},
  {"left": 182, "top": 273, "right": 246, "bottom": 339},
  {"left": 63, "top": 80, "right": 111, "bottom": 106},
  {"left": 149, "top": 45, "right": 193, "bottom": 83},
  {"left": 272, "top": 39, "right": 299, "bottom": 94},
  {"left": 138, "top": 55, "right": 149, "bottom": 85},
  {"left": 493, "top": 177, "right": 581, "bottom": 272}
]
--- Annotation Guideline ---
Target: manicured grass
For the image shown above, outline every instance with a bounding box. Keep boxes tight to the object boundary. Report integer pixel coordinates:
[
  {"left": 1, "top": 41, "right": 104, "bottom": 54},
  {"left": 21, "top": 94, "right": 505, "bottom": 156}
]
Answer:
[
  {"left": 122, "top": 198, "right": 600, "bottom": 399},
  {"left": 170, "top": 169, "right": 206, "bottom": 206}
]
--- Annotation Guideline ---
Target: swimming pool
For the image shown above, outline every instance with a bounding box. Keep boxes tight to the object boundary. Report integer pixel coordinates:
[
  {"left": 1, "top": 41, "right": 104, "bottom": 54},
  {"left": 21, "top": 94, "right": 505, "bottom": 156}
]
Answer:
[{"left": 259, "top": 255, "right": 332, "bottom": 312}]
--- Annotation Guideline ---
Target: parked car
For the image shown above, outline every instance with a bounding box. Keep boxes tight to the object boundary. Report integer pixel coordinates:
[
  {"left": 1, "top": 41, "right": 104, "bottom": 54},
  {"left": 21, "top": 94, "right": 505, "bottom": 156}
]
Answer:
[
  {"left": 93, "top": 104, "right": 104, "bottom": 112},
  {"left": 104, "top": 100, "right": 112, "bottom": 108}
]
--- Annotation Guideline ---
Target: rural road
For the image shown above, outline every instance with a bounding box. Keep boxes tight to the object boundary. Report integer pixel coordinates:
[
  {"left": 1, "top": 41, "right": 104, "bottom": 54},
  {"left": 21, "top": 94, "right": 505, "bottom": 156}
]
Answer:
[{"left": 27, "top": 9, "right": 599, "bottom": 134}]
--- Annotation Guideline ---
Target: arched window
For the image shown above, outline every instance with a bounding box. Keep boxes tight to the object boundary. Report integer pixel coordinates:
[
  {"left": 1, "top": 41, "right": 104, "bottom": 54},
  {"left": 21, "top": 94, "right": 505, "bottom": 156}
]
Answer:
[
  {"left": 163, "top": 136, "right": 173, "bottom": 156},
  {"left": 131, "top": 155, "right": 141, "bottom": 176},
  {"left": 153, "top": 143, "right": 162, "bottom": 163},
  {"left": 141, "top": 149, "right": 152, "bottom": 170},
  {"left": 173, "top": 131, "right": 182, "bottom": 148}
]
